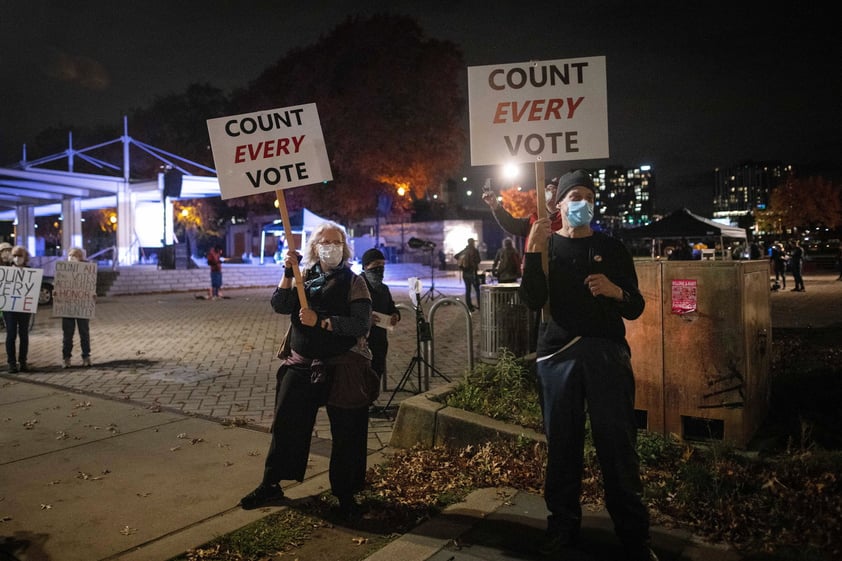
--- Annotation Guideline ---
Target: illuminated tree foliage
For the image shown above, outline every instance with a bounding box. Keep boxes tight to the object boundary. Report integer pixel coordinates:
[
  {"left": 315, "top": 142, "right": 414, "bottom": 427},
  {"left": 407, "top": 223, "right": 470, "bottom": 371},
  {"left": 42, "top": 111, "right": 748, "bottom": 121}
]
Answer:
[
  {"left": 756, "top": 173, "right": 842, "bottom": 234},
  {"left": 231, "top": 14, "right": 466, "bottom": 221},
  {"left": 499, "top": 187, "right": 541, "bottom": 219}
]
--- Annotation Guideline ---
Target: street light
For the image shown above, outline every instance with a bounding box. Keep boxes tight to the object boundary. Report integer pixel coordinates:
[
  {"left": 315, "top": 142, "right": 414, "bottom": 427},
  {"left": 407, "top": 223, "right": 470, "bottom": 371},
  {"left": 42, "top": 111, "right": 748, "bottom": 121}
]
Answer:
[{"left": 502, "top": 163, "right": 520, "bottom": 182}]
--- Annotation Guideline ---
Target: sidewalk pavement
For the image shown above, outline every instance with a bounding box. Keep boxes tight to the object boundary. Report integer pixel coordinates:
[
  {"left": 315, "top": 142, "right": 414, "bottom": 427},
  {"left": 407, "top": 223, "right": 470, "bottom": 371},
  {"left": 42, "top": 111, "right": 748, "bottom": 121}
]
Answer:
[{"left": 1, "top": 267, "right": 839, "bottom": 560}]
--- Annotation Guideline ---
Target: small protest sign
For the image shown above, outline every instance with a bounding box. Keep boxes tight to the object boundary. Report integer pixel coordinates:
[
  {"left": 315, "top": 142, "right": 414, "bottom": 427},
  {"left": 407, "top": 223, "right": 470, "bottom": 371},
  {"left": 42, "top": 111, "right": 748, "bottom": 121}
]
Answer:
[
  {"left": 468, "top": 56, "right": 608, "bottom": 166},
  {"left": 0, "top": 267, "right": 43, "bottom": 313},
  {"left": 207, "top": 103, "right": 333, "bottom": 200},
  {"left": 671, "top": 278, "right": 698, "bottom": 315},
  {"left": 52, "top": 261, "right": 98, "bottom": 319}
]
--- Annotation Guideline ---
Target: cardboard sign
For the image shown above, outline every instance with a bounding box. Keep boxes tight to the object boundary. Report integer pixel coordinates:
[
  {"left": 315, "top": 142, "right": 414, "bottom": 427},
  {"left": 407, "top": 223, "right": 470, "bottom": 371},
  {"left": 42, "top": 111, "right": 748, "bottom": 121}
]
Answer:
[
  {"left": 0, "top": 267, "right": 43, "bottom": 313},
  {"left": 468, "top": 56, "right": 608, "bottom": 165},
  {"left": 52, "top": 261, "right": 98, "bottom": 319},
  {"left": 206, "top": 103, "right": 333, "bottom": 199}
]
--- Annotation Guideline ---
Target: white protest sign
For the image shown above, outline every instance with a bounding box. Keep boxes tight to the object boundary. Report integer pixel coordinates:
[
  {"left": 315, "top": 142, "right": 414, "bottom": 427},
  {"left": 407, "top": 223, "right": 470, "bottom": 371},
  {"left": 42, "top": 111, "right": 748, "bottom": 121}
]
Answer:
[
  {"left": 52, "top": 261, "right": 98, "bottom": 319},
  {"left": 207, "top": 103, "right": 333, "bottom": 199},
  {"left": 0, "top": 267, "right": 43, "bottom": 313},
  {"left": 468, "top": 56, "right": 608, "bottom": 166}
]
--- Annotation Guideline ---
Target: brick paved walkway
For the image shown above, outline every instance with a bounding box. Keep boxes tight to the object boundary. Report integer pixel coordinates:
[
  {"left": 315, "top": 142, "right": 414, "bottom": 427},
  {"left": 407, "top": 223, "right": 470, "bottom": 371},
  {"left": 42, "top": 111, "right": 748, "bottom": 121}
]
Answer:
[
  {"left": 6, "top": 266, "right": 840, "bottom": 453},
  {"left": 10, "top": 268, "right": 480, "bottom": 452}
]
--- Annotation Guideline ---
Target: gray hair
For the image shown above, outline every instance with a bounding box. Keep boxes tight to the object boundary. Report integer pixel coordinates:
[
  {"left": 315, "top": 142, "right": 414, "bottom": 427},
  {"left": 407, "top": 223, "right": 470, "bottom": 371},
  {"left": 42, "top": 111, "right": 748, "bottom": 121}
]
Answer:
[{"left": 302, "top": 221, "right": 352, "bottom": 268}]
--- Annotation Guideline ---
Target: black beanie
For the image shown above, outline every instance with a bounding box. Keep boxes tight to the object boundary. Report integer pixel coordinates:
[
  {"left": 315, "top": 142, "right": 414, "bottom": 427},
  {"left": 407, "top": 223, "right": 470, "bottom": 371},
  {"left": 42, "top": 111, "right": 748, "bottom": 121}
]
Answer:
[
  {"left": 554, "top": 169, "right": 596, "bottom": 206},
  {"left": 362, "top": 248, "right": 386, "bottom": 268}
]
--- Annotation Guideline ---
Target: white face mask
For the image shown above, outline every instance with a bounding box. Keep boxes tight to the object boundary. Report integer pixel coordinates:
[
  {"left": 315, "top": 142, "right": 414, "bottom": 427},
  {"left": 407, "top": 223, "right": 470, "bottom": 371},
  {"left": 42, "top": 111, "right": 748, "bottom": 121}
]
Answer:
[
  {"left": 69, "top": 256, "right": 80, "bottom": 262},
  {"left": 317, "top": 243, "right": 344, "bottom": 269},
  {"left": 12, "top": 256, "right": 24, "bottom": 266}
]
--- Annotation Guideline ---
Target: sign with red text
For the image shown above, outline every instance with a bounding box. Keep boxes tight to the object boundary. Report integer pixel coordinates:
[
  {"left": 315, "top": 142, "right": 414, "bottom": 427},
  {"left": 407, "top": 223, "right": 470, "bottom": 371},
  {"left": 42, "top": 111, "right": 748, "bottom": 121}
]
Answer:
[
  {"left": 0, "top": 267, "right": 43, "bottom": 313},
  {"left": 52, "top": 261, "right": 98, "bottom": 319},
  {"left": 671, "top": 279, "right": 698, "bottom": 315},
  {"left": 206, "top": 103, "right": 333, "bottom": 199},
  {"left": 468, "top": 56, "right": 608, "bottom": 165}
]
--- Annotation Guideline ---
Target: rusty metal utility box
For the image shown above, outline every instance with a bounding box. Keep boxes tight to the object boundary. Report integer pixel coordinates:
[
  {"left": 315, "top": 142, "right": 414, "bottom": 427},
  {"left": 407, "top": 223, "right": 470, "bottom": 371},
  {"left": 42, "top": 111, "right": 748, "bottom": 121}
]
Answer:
[{"left": 626, "top": 260, "right": 771, "bottom": 447}]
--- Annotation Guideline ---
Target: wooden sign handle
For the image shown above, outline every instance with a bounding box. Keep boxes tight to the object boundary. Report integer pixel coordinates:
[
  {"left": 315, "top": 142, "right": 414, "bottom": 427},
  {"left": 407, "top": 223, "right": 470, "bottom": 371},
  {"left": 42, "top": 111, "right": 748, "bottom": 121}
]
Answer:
[
  {"left": 275, "top": 190, "right": 308, "bottom": 309},
  {"left": 534, "top": 162, "right": 550, "bottom": 321}
]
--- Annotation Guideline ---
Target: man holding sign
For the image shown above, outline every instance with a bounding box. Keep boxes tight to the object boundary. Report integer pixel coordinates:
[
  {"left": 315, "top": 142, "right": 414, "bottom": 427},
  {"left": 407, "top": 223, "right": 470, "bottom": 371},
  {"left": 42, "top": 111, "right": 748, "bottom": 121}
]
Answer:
[
  {"left": 519, "top": 170, "right": 655, "bottom": 561},
  {"left": 53, "top": 247, "right": 97, "bottom": 368}
]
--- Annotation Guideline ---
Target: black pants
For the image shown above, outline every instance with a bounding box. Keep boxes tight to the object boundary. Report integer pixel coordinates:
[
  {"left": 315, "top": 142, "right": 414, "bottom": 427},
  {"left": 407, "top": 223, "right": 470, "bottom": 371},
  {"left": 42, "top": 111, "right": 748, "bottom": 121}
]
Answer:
[
  {"left": 62, "top": 317, "right": 91, "bottom": 359},
  {"left": 368, "top": 327, "right": 388, "bottom": 379},
  {"left": 263, "top": 364, "right": 369, "bottom": 499},
  {"left": 463, "top": 272, "right": 481, "bottom": 309},
  {"left": 4, "top": 311, "right": 30, "bottom": 365}
]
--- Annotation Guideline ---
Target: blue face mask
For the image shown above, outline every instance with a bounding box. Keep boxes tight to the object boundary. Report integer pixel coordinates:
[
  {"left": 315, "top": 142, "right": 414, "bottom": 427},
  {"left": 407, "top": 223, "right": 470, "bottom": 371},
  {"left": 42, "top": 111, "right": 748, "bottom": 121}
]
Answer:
[{"left": 566, "top": 200, "right": 594, "bottom": 227}]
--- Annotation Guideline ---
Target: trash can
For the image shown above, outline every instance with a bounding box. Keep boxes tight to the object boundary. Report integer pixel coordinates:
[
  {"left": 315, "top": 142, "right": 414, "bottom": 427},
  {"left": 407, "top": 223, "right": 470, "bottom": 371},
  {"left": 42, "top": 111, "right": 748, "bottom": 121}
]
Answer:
[{"left": 479, "top": 283, "right": 531, "bottom": 361}]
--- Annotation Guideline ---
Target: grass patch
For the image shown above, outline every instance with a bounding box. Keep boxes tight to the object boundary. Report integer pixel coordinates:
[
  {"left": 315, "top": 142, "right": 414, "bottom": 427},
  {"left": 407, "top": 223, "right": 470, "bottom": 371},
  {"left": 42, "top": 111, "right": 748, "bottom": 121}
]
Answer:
[
  {"left": 174, "top": 509, "right": 320, "bottom": 560},
  {"left": 442, "top": 348, "right": 543, "bottom": 430}
]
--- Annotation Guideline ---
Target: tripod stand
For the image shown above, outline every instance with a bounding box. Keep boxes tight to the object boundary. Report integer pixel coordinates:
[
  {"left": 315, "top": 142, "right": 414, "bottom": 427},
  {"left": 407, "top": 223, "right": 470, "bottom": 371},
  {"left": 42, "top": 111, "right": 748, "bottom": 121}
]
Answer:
[
  {"left": 421, "top": 247, "right": 445, "bottom": 302},
  {"left": 381, "top": 292, "right": 450, "bottom": 412}
]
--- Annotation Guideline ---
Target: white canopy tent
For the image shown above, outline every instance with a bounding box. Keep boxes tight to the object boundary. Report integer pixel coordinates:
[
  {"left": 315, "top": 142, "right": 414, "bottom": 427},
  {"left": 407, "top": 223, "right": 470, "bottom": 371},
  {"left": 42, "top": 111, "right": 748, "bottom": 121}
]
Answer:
[{"left": 259, "top": 208, "right": 333, "bottom": 264}]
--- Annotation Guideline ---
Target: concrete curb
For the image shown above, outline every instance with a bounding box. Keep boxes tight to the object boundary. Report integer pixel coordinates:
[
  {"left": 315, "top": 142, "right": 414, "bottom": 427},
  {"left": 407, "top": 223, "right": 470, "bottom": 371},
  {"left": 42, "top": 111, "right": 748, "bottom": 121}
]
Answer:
[{"left": 389, "top": 382, "right": 545, "bottom": 451}]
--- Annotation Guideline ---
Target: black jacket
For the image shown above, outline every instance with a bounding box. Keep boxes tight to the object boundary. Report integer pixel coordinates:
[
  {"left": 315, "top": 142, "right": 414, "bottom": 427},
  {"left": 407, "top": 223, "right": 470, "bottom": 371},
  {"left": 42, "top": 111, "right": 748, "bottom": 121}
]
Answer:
[{"left": 519, "top": 231, "right": 644, "bottom": 356}]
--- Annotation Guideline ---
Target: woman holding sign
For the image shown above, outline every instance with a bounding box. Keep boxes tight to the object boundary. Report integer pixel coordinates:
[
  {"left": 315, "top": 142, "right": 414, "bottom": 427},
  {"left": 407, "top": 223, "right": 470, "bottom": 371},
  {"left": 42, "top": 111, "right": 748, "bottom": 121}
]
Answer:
[
  {"left": 4, "top": 246, "right": 35, "bottom": 373},
  {"left": 240, "top": 221, "right": 376, "bottom": 518}
]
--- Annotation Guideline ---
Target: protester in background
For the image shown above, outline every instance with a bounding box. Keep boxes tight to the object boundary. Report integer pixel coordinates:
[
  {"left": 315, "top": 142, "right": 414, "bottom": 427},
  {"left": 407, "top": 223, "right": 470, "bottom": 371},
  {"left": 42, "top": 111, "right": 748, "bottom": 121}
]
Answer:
[
  {"left": 668, "top": 238, "right": 693, "bottom": 260},
  {"left": 206, "top": 245, "right": 224, "bottom": 299},
  {"left": 770, "top": 242, "right": 787, "bottom": 290},
  {"left": 519, "top": 170, "right": 656, "bottom": 561},
  {"left": 492, "top": 237, "right": 522, "bottom": 283},
  {"left": 240, "top": 221, "right": 376, "bottom": 519},
  {"left": 454, "top": 237, "right": 482, "bottom": 311},
  {"left": 0, "top": 242, "right": 12, "bottom": 266},
  {"left": 836, "top": 244, "right": 842, "bottom": 280},
  {"left": 789, "top": 240, "right": 805, "bottom": 292},
  {"left": 749, "top": 241, "right": 762, "bottom": 260},
  {"left": 483, "top": 177, "right": 565, "bottom": 351},
  {"left": 360, "top": 248, "right": 400, "bottom": 386},
  {"left": 482, "top": 177, "right": 564, "bottom": 244},
  {"left": 4, "top": 246, "right": 35, "bottom": 373},
  {"left": 59, "top": 247, "right": 93, "bottom": 368}
]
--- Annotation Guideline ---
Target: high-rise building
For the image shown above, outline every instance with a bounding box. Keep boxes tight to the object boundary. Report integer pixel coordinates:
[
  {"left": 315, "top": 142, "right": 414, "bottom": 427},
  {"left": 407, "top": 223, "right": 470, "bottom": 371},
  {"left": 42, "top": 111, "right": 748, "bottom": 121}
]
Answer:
[
  {"left": 587, "top": 165, "right": 655, "bottom": 232},
  {"left": 713, "top": 161, "right": 790, "bottom": 221}
]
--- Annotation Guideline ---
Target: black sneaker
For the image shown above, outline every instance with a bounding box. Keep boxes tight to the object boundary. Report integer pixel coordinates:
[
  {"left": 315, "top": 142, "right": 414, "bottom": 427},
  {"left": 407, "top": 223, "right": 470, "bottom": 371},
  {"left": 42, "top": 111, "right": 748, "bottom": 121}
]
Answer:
[
  {"left": 7, "top": 363, "right": 17, "bottom": 374},
  {"left": 240, "top": 483, "right": 284, "bottom": 510},
  {"left": 538, "top": 527, "right": 579, "bottom": 556},
  {"left": 339, "top": 495, "right": 361, "bottom": 518},
  {"left": 625, "top": 543, "right": 659, "bottom": 561}
]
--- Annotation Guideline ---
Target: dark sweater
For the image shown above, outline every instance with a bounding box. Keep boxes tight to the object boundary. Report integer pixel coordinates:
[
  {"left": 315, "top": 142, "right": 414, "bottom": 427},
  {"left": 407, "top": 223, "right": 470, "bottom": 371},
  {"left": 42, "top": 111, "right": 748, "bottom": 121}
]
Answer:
[
  {"left": 272, "top": 265, "right": 370, "bottom": 359},
  {"left": 519, "top": 231, "right": 644, "bottom": 356}
]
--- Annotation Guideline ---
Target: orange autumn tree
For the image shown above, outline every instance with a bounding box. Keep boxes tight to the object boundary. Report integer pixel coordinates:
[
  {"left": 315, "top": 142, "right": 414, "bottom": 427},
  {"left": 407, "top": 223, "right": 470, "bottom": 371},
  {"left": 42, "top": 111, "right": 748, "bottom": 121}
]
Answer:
[
  {"left": 756, "top": 173, "right": 842, "bottom": 235},
  {"left": 499, "top": 186, "right": 541, "bottom": 218}
]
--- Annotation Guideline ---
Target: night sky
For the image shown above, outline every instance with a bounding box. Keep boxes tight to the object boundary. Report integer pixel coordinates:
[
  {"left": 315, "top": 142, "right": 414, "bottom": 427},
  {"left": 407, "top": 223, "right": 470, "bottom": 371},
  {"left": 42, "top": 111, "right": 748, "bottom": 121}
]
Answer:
[{"left": 2, "top": 1, "right": 839, "bottom": 214}]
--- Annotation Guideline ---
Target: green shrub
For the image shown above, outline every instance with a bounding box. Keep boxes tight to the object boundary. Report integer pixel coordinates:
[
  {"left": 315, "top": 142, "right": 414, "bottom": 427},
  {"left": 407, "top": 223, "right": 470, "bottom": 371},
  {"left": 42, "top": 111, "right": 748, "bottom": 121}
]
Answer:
[{"left": 443, "top": 349, "right": 543, "bottom": 430}]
